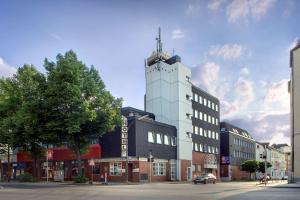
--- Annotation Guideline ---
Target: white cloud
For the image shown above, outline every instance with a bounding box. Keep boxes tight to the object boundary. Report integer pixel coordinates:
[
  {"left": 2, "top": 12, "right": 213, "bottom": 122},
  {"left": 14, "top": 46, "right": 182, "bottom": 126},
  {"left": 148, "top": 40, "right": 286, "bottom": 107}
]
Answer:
[
  {"left": 172, "top": 29, "right": 185, "bottom": 39},
  {"left": 222, "top": 78, "right": 254, "bottom": 118},
  {"left": 207, "top": 0, "right": 226, "bottom": 11},
  {"left": 240, "top": 67, "right": 249, "bottom": 75},
  {"left": 259, "top": 80, "right": 268, "bottom": 88},
  {"left": 226, "top": 0, "right": 276, "bottom": 24},
  {"left": 191, "top": 62, "right": 220, "bottom": 95},
  {"left": 185, "top": 1, "right": 201, "bottom": 16},
  {"left": 0, "top": 57, "right": 17, "bottom": 78},
  {"left": 208, "top": 43, "right": 244, "bottom": 60},
  {"left": 263, "top": 79, "right": 289, "bottom": 115}
]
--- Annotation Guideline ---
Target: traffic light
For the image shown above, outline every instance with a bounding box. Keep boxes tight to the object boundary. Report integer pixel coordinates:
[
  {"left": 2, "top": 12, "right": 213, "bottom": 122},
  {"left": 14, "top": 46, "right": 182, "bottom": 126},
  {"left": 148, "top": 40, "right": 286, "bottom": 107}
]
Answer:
[{"left": 260, "top": 154, "right": 263, "bottom": 158}]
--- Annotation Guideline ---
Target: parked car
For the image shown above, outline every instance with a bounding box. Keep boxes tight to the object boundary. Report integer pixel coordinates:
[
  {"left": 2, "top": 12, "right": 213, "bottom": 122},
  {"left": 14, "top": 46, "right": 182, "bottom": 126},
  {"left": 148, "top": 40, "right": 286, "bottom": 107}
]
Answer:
[
  {"left": 193, "top": 173, "right": 216, "bottom": 184},
  {"left": 282, "top": 175, "right": 288, "bottom": 180}
]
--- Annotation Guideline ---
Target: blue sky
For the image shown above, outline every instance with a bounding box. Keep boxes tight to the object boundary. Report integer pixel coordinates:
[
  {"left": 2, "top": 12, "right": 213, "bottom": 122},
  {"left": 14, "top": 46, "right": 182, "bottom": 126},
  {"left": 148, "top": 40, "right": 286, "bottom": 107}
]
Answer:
[{"left": 0, "top": 0, "right": 299, "bottom": 144}]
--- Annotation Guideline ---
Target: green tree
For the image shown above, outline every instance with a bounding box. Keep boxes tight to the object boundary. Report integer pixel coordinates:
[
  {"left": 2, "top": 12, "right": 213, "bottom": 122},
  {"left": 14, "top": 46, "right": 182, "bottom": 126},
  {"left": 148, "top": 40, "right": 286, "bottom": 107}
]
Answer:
[
  {"left": 12, "top": 65, "right": 50, "bottom": 179},
  {"left": 241, "top": 160, "right": 259, "bottom": 179},
  {"left": 45, "top": 51, "right": 122, "bottom": 176},
  {"left": 258, "top": 161, "right": 272, "bottom": 173},
  {"left": 0, "top": 77, "right": 20, "bottom": 181}
]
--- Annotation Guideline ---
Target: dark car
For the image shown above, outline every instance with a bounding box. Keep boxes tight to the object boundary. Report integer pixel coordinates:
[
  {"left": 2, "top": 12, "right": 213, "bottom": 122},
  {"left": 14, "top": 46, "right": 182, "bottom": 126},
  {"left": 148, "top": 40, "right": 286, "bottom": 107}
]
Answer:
[{"left": 193, "top": 173, "right": 217, "bottom": 184}]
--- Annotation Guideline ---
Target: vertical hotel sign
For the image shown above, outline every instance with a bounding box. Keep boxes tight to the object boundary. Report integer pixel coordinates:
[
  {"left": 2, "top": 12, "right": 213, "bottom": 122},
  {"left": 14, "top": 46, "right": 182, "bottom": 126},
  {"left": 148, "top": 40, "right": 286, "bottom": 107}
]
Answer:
[{"left": 121, "top": 116, "right": 128, "bottom": 158}]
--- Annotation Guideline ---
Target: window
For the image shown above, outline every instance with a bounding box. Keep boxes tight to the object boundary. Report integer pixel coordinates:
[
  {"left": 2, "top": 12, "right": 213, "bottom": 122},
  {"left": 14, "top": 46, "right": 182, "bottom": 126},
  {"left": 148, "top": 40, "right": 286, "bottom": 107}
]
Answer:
[
  {"left": 153, "top": 162, "right": 165, "bottom": 176},
  {"left": 216, "top": 104, "right": 219, "bottom": 112},
  {"left": 110, "top": 162, "right": 122, "bottom": 176},
  {"left": 194, "top": 126, "right": 199, "bottom": 135},
  {"left": 208, "top": 146, "right": 211, "bottom": 153},
  {"left": 194, "top": 143, "right": 199, "bottom": 151},
  {"left": 199, "top": 127, "right": 203, "bottom": 136},
  {"left": 199, "top": 112, "right": 203, "bottom": 120},
  {"left": 204, "top": 129, "right": 207, "bottom": 137},
  {"left": 216, "top": 118, "right": 219, "bottom": 125},
  {"left": 212, "top": 147, "right": 215, "bottom": 154},
  {"left": 215, "top": 132, "right": 219, "bottom": 140},
  {"left": 194, "top": 110, "right": 198, "bottom": 118},
  {"left": 199, "top": 96, "right": 203, "bottom": 104},
  {"left": 164, "top": 135, "right": 170, "bottom": 145},
  {"left": 208, "top": 115, "right": 211, "bottom": 123},
  {"left": 212, "top": 102, "right": 215, "bottom": 110},
  {"left": 208, "top": 130, "right": 211, "bottom": 138},
  {"left": 93, "top": 165, "right": 101, "bottom": 175},
  {"left": 204, "top": 114, "right": 207, "bottom": 121},
  {"left": 216, "top": 147, "right": 219, "bottom": 154},
  {"left": 194, "top": 93, "right": 198, "bottom": 102},
  {"left": 199, "top": 144, "right": 203, "bottom": 152},
  {"left": 148, "top": 131, "right": 155, "bottom": 143},
  {"left": 212, "top": 131, "right": 215, "bottom": 139},
  {"left": 171, "top": 137, "right": 176, "bottom": 146},
  {"left": 208, "top": 100, "right": 211, "bottom": 108},
  {"left": 204, "top": 144, "right": 208, "bottom": 152},
  {"left": 212, "top": 117, "right": 215, "bottom": 125},
  {"left": 156, "top": 133, "right": 162, "bottom": 144},
  {"left": 204, "top": 98, "right": 207, "bottom": 106}
]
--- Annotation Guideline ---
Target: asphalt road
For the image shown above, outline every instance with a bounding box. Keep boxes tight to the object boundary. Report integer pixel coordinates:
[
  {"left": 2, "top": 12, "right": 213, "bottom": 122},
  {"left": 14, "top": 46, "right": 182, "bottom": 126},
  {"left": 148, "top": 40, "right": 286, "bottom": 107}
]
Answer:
[{"left": 0, "top": 181, "right": 299, "bottom": 200}]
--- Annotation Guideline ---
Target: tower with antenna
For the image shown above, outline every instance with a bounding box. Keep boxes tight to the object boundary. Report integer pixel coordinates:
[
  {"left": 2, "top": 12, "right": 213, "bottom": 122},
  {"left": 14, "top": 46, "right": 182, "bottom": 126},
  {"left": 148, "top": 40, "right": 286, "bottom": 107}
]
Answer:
[{"left": 145, "top": 27, "right": 193, "bottom": 181}]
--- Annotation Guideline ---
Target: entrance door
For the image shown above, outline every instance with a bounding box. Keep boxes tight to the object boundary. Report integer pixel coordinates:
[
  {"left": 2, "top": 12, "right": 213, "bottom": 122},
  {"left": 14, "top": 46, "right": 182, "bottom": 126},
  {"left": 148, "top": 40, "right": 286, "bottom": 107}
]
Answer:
[
  {"left": 187, "top": 167, "right": 192, "bottom": 181},
  {"left": 128, "top": 163, "right": 133, "bottom": 182}
]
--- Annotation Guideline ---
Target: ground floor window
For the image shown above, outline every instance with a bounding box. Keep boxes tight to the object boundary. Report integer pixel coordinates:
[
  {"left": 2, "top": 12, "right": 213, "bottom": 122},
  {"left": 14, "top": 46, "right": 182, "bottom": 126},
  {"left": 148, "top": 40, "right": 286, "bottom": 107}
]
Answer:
[
  {"left": 169, "top": 160, "right": 176, "bottom": 180},
  {"left": 110, "top": 162, "right": 122, "bottom": 176},
  {"left": 153, "top": 162, "right": 166, "bottom": 176},
  {"left": 92, "top": 164, "right": 101, "bottom": 175}
]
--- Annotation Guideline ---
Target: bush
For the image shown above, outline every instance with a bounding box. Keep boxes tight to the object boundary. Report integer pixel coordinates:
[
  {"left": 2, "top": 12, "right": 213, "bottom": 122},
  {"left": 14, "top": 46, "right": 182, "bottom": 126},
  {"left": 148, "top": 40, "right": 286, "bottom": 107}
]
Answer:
[
  {"left": 74, "top": 175, "right": 89, "bottom": 183},
  {"left": 17, "top": 173, "right": 38, "bottom": 182}
]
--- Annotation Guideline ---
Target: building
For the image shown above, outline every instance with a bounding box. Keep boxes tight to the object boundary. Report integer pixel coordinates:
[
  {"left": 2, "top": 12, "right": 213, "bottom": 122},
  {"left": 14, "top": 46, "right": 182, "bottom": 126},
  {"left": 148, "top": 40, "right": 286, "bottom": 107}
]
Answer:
[
  {"left": 289, "top": 40, "right": 300, "bottom": 183},
  {"left": 271, "top": 144, "right": 291, "bottom": 177},
  {"left": 191, "top": 85, "right": 220, "bottom": 179},
  {"left": 220, "top": 122, "right": 256, "bottom": 181},
  {"left": 145, "top": 28, "right": 220, "bottom": 181},
  {"left": 99, "top": 107, "right": 177, "bottom": 182}
]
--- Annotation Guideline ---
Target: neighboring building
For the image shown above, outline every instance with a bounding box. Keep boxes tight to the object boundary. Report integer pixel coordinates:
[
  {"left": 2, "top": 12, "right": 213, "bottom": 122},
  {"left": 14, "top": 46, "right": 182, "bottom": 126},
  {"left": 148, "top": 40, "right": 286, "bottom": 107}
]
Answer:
[
  {"left": 289, "top": 40, "right": 300, "bottom": 183},
  {"left": 260, "top": 143, "right": 287, "bottom": 180},
  {"left": 191, "top": 85, "right": 220, "bottom": 179},
  {"left": 272, "top": 144, "right": 291, "bottom": 177},
  {"left": 99, "top": 107, "right": 177, "bottom": 182},
  {"left": 220, "top": 122, "right": 256, "bottom": 181},
  {"left": 145, "top": 28, "right": 220, "bottom": 181}
]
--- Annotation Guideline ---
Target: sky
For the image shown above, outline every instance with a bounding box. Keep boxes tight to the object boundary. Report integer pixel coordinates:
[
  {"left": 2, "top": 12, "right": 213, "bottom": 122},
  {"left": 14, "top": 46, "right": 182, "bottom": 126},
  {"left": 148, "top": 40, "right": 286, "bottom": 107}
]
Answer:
[{"left": 0, "top": 0, "right": 299, "bottom": 145}]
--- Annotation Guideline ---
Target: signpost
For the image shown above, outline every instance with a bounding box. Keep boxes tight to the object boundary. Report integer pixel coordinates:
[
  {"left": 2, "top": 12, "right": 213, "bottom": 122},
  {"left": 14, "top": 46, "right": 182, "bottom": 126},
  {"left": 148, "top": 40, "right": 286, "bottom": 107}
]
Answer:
[
  {"left": 46, "top": 149, "right": 53, "bottom": 183},
  {"left": 89, "top": 159, "right": 95, "bottom": 184}
]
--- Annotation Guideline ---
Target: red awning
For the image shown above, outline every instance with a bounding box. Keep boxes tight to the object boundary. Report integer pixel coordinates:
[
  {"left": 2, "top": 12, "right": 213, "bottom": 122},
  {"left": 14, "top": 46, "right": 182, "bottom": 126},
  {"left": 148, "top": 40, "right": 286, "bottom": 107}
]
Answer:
[{"left": 17, "top": 144, "right": 101, "bottom": 162}]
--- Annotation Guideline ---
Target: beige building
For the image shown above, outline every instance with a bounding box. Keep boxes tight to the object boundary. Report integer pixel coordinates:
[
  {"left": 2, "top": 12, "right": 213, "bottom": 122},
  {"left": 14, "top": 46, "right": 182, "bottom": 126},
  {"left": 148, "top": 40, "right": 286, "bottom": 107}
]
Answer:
[{"left": 289, "top": 40, "right": 300, "bottom": 183}]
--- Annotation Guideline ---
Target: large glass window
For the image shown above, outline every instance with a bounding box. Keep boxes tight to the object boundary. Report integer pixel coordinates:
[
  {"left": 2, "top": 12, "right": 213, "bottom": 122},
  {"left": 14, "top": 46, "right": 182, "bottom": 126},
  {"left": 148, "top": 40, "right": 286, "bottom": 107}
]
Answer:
[
  {"left": 148, "top": 131, "right": 155, "bottom": 143},
  {"left": 153, "top": 162, "right": 165, "bottom": 176},
  {"left": 110, "top": 162, "right": 122, "bottom": 176},
  {"left": 156, "top": 133, "right": 162, "bottom": 144},
  {"left": 164, "top": 135, "right": 170, "bottom": 145}
]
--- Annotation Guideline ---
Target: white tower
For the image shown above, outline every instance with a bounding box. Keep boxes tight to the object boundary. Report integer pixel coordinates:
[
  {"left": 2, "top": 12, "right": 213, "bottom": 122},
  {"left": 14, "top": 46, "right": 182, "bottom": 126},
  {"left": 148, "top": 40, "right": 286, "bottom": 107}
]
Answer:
[{"left": 145, "top": 28, "right": 193, "bottom": 181}]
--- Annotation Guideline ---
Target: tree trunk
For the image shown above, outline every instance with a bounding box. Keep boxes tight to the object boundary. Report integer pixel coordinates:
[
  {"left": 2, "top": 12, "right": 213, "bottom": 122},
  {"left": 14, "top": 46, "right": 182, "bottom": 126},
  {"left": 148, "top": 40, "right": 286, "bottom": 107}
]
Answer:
[{"left": 75, "top": 140, "right": 82, "bottom": 177}]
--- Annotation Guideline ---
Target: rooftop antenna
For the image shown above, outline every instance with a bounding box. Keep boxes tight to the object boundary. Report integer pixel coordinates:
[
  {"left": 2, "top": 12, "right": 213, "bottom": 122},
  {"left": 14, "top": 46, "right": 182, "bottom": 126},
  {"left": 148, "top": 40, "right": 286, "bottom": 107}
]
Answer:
[{"left": 156, "top": 27, "right": 163, "bottom": 58}]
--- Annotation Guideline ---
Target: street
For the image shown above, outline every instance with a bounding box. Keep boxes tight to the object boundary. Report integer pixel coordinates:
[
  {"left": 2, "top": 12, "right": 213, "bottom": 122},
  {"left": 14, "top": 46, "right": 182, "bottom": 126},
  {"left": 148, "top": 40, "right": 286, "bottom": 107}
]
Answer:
[{"left": 0, "top": 181, "right": 299, "bottom": 200}]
